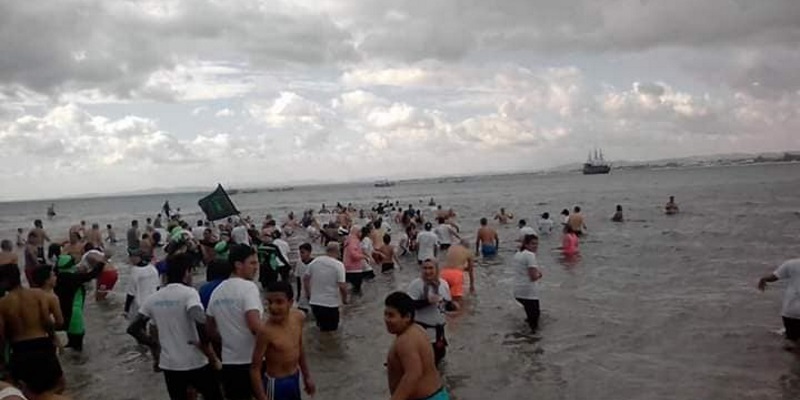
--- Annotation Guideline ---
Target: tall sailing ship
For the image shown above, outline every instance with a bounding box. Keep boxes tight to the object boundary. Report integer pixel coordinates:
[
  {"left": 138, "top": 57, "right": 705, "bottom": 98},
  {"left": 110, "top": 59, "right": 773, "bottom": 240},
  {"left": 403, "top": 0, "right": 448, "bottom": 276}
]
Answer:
[{"left": 583, "top": 148, "right": 611, "bottom": 175}]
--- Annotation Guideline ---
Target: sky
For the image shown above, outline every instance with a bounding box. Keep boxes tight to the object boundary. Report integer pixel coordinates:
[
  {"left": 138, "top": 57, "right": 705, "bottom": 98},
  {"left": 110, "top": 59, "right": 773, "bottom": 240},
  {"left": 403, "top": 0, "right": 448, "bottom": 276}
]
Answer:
[{"left": 1, "top": 0, "right": 799, "bottom": 200}]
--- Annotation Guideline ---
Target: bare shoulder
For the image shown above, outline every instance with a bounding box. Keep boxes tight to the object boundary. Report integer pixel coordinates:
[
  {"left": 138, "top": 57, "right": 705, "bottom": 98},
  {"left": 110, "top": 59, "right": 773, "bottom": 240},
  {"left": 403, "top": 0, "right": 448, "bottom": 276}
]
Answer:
[{"left": 290, "top": 309, "right": 306, "bottom": 325}]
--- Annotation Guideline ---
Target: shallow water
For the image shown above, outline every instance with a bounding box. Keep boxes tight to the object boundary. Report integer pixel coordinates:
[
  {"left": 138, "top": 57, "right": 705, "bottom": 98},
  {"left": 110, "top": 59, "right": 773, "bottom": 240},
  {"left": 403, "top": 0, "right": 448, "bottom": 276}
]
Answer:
[{"left": 3, "top": 163, "right": 800, "bottom": 399}]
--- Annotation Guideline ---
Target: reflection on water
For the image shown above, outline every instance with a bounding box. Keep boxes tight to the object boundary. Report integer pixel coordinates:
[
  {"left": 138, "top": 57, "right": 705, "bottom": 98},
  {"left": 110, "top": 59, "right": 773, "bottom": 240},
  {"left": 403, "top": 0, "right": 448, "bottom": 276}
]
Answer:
[{"left": 2, "top": 164, "right": 800, "bottom": 399}]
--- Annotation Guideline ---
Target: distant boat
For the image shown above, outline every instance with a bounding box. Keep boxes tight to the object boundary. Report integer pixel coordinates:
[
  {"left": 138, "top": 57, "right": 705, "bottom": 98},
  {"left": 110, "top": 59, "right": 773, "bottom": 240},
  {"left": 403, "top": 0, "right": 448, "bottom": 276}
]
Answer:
[
  {"left": 267, "top": 187, "right": 294, "bottom": 193},
  {"left": 583, "top": 148, "right": 611, "bottom": 175},
  {"left": 374, "top": 179, "right": 395, "bottom": 187}
]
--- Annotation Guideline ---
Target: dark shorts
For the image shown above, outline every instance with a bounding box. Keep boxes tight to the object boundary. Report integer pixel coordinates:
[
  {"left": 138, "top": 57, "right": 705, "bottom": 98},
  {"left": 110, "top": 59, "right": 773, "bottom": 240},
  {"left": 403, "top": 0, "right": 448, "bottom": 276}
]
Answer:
[
  {"left": 311, "top": 305, "right": 340, "bottom": 332},
  {"left": 220, "top": 364, "right": 253, "bottom": 400},
  {"left": 516, "top": 298, "right": 541, "bottom": 332},
  {"left": 163, "top": 364, "right": 222, "bottom": 400},
  {"left": 439, "top": 244, "right": 451, "bottom": 251},
  {"left": 262, "top": 370, "right": 301, "bottom": 400},
  {"left": 784, "top": 317, "right": 800, "bottom": 341},
  {"left": 381, "top": 263, "right": 395, "bottom": 273},
  {"left": 346, "top": 271, "right": 364, "bottom": 294},
  {"left": 9, "top": 337, "right": 63, "bottom": 392}
]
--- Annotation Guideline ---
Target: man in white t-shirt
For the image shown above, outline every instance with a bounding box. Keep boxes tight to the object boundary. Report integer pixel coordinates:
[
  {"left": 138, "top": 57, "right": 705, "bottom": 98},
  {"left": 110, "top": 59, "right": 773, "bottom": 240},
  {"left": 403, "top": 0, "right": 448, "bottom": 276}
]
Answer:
[
  {"left": 517, "top": 219, "right": 537, "bottom": 242},
  {"left": 513, "top": 234, "right": 543, "bottom": 333},
  {"left": 231, "top": 222, "right": 250, "bottom": 246},
  {"left": 207, "top": 244, "right": 262, "bottom": 400},
  {"left": 191, "top": 220, "right": 206, "bottom": 240},
  {"left": 759, "top": 258, "right": 800, "bottom": 351},
  {"left": 127, "top": 253, "right": 223, "bottom": 400},
  {"left": 416, "top": 222, "right": 439, "bottom": 265},
  {"left": 434, "top": 217, "right": 459, "bottom": 252},
  {"left": 304, "top": 242, "right": 348, "bottom": 332},
  {"left": 124, "top": 249, "right": 161, "bottom": 320},
  {"left": 406, "top": 259, "right": 457, "bottom": 365}
]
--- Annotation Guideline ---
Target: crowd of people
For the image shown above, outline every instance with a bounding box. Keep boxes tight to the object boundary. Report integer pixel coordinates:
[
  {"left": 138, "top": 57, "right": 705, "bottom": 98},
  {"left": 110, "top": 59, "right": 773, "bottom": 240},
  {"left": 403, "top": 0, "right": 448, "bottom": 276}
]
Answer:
[{"left": 0, "top": 193, "right": 758, "bottom": 400}]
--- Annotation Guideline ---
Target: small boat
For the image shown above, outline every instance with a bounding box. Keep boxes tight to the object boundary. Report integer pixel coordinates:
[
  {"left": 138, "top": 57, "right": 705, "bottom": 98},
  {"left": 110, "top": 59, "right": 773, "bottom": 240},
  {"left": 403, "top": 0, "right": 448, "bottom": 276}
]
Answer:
[
  {"left": 374, "top": 179, "right": 395, "bottom": 187},
  {"left": 583, "top": 148, "right": 611, "bottom": 175},
  {"left": 267, "top": 186, "right": 294, "bottom": 193}
]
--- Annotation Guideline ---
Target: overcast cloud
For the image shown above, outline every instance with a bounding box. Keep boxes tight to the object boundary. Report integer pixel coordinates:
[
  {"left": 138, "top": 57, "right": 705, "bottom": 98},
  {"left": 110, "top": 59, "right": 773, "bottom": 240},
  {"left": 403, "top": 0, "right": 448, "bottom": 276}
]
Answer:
[{"left": 1, "top": 0, "right": 799, "bottom": 200}]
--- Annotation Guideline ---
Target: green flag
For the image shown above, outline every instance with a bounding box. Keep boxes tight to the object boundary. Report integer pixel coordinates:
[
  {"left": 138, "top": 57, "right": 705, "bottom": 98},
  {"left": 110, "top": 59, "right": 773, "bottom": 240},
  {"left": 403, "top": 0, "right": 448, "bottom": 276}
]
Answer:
[{"left": 198, "top": 184, "right": 240, "bottom": 221}]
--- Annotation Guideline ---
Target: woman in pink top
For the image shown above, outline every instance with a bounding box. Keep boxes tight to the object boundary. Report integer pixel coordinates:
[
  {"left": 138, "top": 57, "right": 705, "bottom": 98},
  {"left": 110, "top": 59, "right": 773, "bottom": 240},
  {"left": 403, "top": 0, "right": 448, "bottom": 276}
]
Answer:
[
  {"left": 561, "top": 225, "right": 579, "bottom": 256},
  {"left": 343, "top": 227, "right": 366, "bottom": 295}
]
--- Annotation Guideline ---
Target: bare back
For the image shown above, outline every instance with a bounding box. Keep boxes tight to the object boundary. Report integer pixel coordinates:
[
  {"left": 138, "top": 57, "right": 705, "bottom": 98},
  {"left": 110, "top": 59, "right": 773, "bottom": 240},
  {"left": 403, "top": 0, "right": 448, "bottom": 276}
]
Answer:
[
  {"left": 444, "top": 244, "right": 472, "bottom": 270},
  {"left": 387, "top": 324, "right": 442, "bottom": 398},
  {"left": 477, "top": 226, "right": 497, "bottom": 244},
  {"left": 0, "top": 288, "right": 52, "bottom": 342},
  {"left": 0, "top": 251, "right": 18, "bottom": 266}
]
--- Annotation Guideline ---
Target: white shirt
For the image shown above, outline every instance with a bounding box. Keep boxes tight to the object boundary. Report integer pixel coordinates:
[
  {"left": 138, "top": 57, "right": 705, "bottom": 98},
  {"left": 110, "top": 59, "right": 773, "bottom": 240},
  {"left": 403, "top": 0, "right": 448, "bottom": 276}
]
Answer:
[
  {"left": 518, "top": 226, "right": 537, "bottom": 241},
  {"left": 295, "top": 259, "right": 312, "bottom": 309},
  {"left": 304, "top": 255, "right": 346, "bottom": 308},
  {"left": 406, "top": 278, "right": 451, "bottom": 342},
  {"left": 417, "top": 231, "right": 439, "bottom": 262},
  {"left": 192, "top": 227, "right": 206, "bottom": 239},
  {"left": 513, "top": 250, "right": 540, "bottom": 300},
  {"left": 273, "top": 239, "right": 290, "bottom": 267},
  {"left": 774, "top": 259, "right": 800, "bottom": 318},
  {"left": 537, "top": 219, "right": 554, "bottom": 235},
  {"left": 127, "top": 264, "right": 161, "bottom": 312},
  {"left": 380, "top": 221, "right": 393, "bottom": 234},
  {"left": 207, "top": 277, "right": 263, "bottom": 365},
  {"left": 434, "top": 224, "right": 456, "bottom": 245},
  {"left": 139, "top": 283, "right": 208, "bottom": 371},
  {"left": 231, "top": 225, "right": 250, "bottom": 245}
]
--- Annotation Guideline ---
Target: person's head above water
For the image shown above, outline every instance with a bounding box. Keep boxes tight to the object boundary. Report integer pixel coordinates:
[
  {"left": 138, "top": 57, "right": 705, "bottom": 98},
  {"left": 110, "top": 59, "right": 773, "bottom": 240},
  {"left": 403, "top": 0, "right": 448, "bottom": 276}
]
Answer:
[
  {"left": 542, "top": 212, "right": 550, "bottom": 219},
  {"left": 34, "top": 219, "right": 43, "bottom": 229},
  {"left": 421, "top": 259, "right": 439, "bottom": 282},
  {"left": 266, "top": 280, "right": 294, "bottom": 321},
  {"left": 616, "top": 205, "right": 623, "bottom": 212},
  {"left": 228, "top": 243, "right": 257, "bottom": 280},
  {"left": 325, "top": 242, "right": 341, "bottom": 258},
  {"left": 480, "top": 217, "right": 488, "bottom": 226},
  {"left": 0, "top": 264, "right": 21, "bottom": 291},
  {"left": 520, "top": 233, "right": 539, "bottom": 252},
  {"left": 518, "top": 219, "right": 527, "bottom": 228},
  {"left": 384, "top": 291, "right": 415, "bottom": 334},
  {"left": 573, "top": 206, "right": 581, "bottom": 213},
  {"left": 0, "top": 240, "right": 12, "bottom": 252},
  {"left": 424, "top": 222, "right": 433, "bottom": 231},
  {"left": 561, "top": 209, "right": 569, "bottom": 216}
]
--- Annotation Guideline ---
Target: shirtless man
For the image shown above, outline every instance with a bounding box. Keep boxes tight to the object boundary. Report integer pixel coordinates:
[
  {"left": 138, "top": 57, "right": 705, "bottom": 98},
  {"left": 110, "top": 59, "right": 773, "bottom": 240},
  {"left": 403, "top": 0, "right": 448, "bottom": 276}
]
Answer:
[
  {"left": 441, "top": 239, "right": 476, "bottom": 303},
  {"left": 62, "top": 232, "right": 85, "bottom": 263},
  {"left": 31, "top": 266, "right": 64, "bottom": 354},
  {"left": 475, "top": 218, "right": 499, "bottom": 258},
  {"left": 384, "top": 291, "right": 450, "bottom": 400},
  {"left": 494, "top": 208, "right": 514, "bottom": 225},
  {"left": 665, "top": 196, "right": 680, "bottom": 215},
  {"left": 566, "top": 206, "right": 587, "bottom": 235},
  {"left": 0, "top": 265, "right": 65, "bottom": 394},
  {"left": 250, "top": 281, "right": 315, "bottom": 400},
  {"left": 86, "top": 224, "right": 104, "bottom": 250},
  {"left": 0, "top": 240, "right": 18, "bottom": 267}
]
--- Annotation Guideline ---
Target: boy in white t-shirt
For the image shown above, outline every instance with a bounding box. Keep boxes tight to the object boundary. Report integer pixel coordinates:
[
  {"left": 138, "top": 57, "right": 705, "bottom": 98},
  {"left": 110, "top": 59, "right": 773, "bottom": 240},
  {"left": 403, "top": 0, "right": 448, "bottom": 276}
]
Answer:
[
  {"left": 207, "top": 244, "right": 263, "bottom": 400},
  {"left": 294, "top": 243, "right": 313, "bottom": 314},
  {"left": 759, "top": 258, "right": 800, "bottom": 351},
  {"left": 127, "top": 253, "right": 223, "bottom": 400}
]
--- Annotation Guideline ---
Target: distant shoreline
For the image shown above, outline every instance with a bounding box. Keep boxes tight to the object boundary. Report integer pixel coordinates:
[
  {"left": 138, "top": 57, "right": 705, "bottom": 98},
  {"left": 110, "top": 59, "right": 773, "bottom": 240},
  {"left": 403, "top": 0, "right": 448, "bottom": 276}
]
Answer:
[{"left": 3, "top": 158, "right": 799, "bottom": 204}]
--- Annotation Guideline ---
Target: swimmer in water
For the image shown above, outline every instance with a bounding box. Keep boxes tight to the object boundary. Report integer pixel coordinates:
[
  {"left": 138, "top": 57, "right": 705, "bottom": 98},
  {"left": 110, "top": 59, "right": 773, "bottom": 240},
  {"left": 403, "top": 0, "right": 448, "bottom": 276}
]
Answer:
[
  {"left": 665, "top": 196, "right": 680, "bottom": 215},
  {"left": 559, "top": 225, "right": 580, "bottom": 257},
  {"left": 441, "top": 239, "right": 477, "bottom": 304},
  {"left": 106, "top": 224, "right": 117, "bottom": 244},
  {"left": 0, "top": 264, "right": 66, "bottom": 394},
  {"left": 377, "top": 234, "right": 402, "bottom": 273},
  {"left": 15, "top": 228, "right": 25, "bottom": 248},
  {"left": 475, "top": 218, "right": 499, "bottom": 258},
  {"left": 127, "top": 253, "right": 223, "bottom": 400},
  {"left": 566, "top": 206, "right": 587, "bottom": 236},
  {"left": 384, "top": 291, "right": 451, "bottom": 400},
  {"left": 250, "top": 281, "right": 315, "bottom": 400},
  {"left": 0, "top": 240, "right": 18, "bottom": 267},
  {"left": 494, "top": 208, "right": 514, "bottom": 224},
  {"left": 611, "top": 205, "right": 624, "bottom": 222},
  {"left": 513, "top": 234, "right": 543, "bottom": 333},
  {"left": 537, "top": 212, "right": 554, "bottom": 236},
  {"left": 758, "top": 258, "right": 800, "bottom": 353},
  {"left": 31, "top": 265, "right": 65, "bottom": 355}
]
